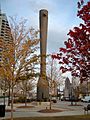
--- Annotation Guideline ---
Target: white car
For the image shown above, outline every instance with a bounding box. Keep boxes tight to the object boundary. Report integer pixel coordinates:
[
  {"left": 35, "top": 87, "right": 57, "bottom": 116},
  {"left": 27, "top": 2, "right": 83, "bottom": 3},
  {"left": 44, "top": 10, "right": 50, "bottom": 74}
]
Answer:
[{"left": 81, "top": 96, "right": 90, "bottom": 102}]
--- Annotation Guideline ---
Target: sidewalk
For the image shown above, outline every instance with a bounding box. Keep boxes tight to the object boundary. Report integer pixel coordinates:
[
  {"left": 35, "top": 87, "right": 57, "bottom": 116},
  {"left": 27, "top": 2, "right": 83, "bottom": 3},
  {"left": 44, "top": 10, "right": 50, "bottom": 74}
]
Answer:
[{"left": 0, "top": 101, "right": 87, "bottom": 119}]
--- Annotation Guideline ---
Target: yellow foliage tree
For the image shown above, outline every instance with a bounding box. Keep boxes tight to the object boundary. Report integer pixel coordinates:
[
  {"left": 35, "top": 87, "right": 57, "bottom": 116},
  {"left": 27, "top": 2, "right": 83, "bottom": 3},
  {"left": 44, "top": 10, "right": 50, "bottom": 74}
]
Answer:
[{"left": 0, "top": 17, "right": 39, "bottom": 120}]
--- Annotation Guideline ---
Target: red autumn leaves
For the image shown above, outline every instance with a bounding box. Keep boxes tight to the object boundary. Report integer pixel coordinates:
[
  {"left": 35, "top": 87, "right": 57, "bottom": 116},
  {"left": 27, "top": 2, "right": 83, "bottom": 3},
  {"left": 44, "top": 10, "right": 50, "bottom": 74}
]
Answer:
[{"left": 52, "top": 1, "right": 90, "bottom": 82}]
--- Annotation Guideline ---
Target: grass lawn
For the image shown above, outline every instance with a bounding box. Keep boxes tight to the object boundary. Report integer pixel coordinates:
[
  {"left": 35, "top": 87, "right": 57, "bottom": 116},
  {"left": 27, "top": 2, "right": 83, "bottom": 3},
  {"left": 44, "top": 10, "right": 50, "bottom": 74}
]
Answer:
[{"left": 6, "top": 115, "right": 90, "bottom": 120}]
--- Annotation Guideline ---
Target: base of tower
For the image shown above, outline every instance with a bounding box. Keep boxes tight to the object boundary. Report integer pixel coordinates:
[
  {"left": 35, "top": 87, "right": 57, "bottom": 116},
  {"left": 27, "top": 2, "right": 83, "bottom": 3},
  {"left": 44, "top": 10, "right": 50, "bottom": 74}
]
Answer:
[
  {"left": 37, "top": 77, "right": 49, "bottom": 102},
  {"left": 37, "top": 85, "right": 49, "bottom": 102}
]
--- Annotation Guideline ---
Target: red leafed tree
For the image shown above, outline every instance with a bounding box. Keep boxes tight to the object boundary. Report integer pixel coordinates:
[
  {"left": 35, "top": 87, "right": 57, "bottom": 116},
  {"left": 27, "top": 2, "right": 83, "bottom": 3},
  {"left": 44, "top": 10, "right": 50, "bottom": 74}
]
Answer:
[{"left": 52, "top": 0, "right": 90, "bottom": 83}]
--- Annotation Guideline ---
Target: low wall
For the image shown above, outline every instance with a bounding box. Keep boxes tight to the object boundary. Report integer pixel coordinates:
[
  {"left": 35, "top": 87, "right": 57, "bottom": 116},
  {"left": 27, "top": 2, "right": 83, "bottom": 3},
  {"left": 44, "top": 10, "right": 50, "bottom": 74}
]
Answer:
[{"left": 37, "top": 102, "right": 50, "bottom": 106}]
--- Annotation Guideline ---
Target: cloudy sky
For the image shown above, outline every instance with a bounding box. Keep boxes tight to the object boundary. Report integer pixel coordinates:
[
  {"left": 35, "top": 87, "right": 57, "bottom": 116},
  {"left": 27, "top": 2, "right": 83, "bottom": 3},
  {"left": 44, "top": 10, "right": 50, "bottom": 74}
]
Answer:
[
  {"left": 1, "top": 0, "right": 88, "bottom": 54},
  {"left": 1, "top": 0, "right": 89, "bottom": 80}
]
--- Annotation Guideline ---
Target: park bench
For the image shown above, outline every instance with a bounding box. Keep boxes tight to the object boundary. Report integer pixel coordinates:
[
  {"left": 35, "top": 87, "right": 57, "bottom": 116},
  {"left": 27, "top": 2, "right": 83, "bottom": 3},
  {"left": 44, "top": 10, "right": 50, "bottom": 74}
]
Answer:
[{"left": 84, "top": 104, "right": 90, "bottom": 114}]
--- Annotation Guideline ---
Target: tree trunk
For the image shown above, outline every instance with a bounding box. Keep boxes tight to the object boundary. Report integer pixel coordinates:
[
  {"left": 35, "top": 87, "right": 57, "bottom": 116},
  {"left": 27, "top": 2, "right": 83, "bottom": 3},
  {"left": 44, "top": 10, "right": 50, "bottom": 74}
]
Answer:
[
  {"left": 24, "top": 81, "right": 27, "bottom": 107},
  {"left": 25, "top": 93, "right": 27, "bottom": 107},
  {"left": 8, "top": 83, "right": 11, "bottom": 106},
  {"left": 49, "top": 95, "right": 52, "bottom": 110},
  {"left": 71, "top": 101, "right": 73, "bottom": 106},
  {"left": 11, "top": 80, "right": 14, "bottom": 120}
]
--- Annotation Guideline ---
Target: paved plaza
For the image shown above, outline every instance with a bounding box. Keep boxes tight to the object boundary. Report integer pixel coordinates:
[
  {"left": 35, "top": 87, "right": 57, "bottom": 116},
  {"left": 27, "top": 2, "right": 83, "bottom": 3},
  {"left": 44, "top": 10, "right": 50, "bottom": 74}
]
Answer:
[{"left": 0, "top": 100, "right": 90, "bottom": 119}]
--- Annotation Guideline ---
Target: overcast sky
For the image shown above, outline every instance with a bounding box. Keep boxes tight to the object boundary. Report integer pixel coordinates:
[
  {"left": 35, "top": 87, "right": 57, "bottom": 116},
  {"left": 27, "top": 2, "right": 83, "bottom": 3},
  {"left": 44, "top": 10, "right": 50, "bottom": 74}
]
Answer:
[{"left": 1, "top": 0, "right": 86, "bottom": 54}]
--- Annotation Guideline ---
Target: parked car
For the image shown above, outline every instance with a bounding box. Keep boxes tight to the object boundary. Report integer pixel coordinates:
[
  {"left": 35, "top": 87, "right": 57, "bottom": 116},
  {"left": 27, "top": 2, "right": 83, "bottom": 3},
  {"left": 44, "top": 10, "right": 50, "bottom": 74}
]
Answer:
[
  {"left": 61, "top": 96, "right": 64, "bottom": 101},
  {"left": 51, "top": 97, "right": 57, "bottom": 103},
  {"left": 61, "top": 97, "right": 70, "bottom": 101},
  {"left": 61, "top": 96, "right": 79, "bottom": 102},
  {"left": 81, "top": 96, "right": 90, "bottom": 102}
]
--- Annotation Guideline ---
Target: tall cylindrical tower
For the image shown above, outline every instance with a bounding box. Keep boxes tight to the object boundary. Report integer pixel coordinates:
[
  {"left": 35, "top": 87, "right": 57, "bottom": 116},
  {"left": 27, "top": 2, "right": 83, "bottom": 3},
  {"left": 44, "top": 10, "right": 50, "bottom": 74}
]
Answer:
[{"left": 37, "top": 9, "right": 49, "bottom": 101}]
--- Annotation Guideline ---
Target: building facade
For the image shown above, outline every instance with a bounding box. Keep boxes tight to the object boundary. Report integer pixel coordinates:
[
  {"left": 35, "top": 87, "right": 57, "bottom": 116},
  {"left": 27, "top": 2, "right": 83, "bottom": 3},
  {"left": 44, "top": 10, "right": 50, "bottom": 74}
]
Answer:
[
  {"left": 0, "top": 9, "right": 12, "bottom": 62},
  {"left": 0, "top": 10, "right": 13, "bottom": 96},
  {"left": 63, "top": 77, "right": 78, "bottom": 100}
]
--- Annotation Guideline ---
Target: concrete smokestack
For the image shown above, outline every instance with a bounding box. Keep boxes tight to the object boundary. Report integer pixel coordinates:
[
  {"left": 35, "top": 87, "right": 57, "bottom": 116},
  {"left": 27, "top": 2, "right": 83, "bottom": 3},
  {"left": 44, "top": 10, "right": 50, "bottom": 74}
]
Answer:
[{"left": 37, "top": 9, "right": 49, "bottom": 101}]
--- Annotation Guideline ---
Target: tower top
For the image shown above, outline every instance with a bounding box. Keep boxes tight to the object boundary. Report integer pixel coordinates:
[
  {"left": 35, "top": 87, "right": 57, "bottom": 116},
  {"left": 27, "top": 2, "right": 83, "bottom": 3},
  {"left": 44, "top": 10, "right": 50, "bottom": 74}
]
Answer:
[{"left": 39, "top": 9, "right": 48, "bottom": 17}]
